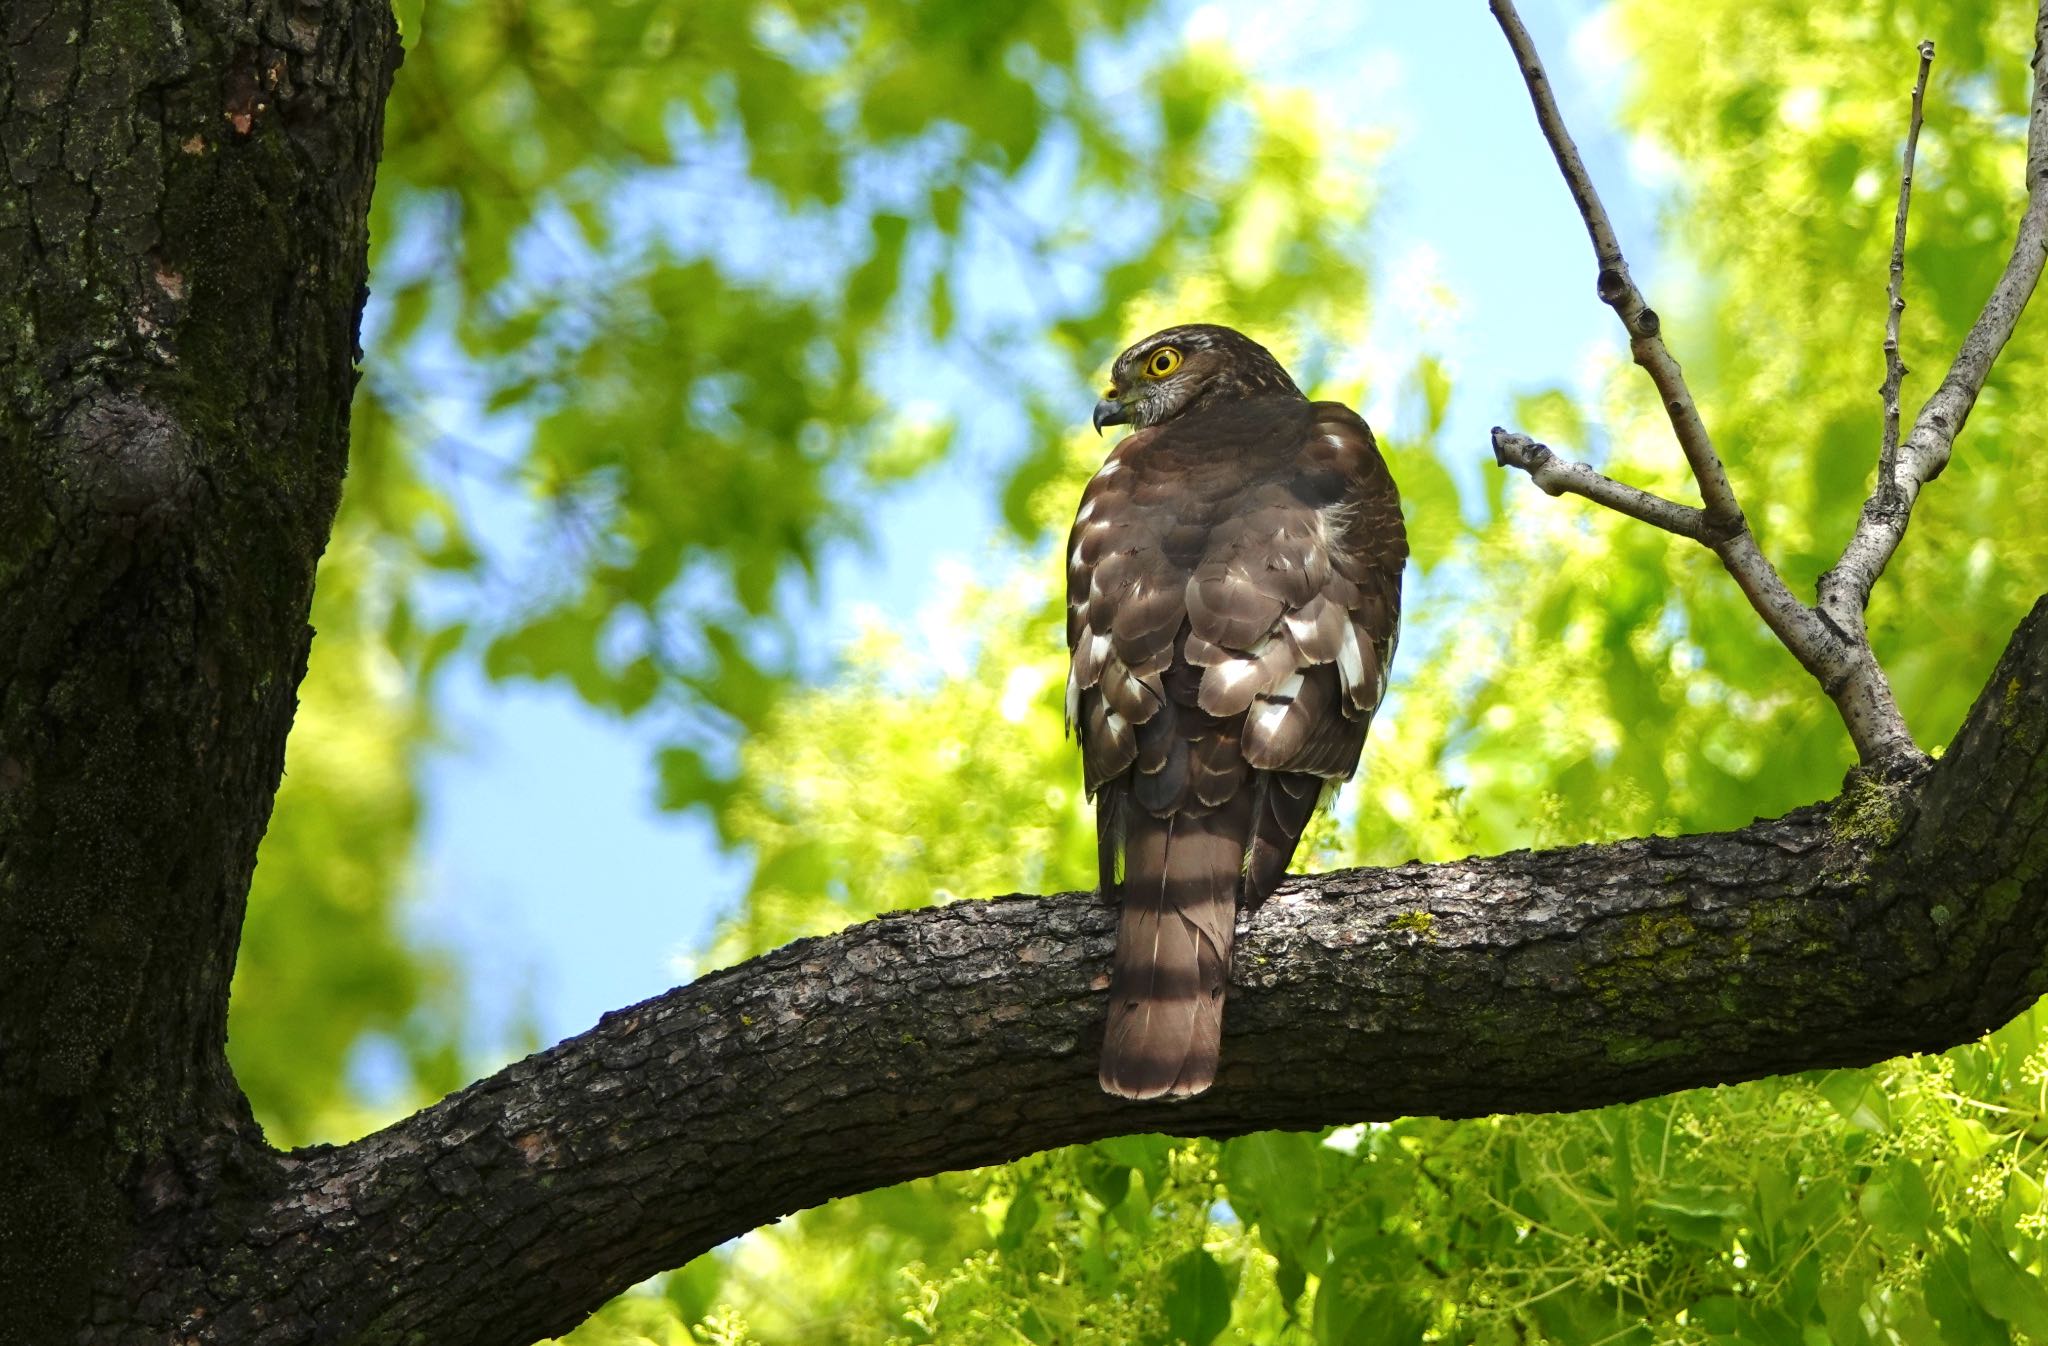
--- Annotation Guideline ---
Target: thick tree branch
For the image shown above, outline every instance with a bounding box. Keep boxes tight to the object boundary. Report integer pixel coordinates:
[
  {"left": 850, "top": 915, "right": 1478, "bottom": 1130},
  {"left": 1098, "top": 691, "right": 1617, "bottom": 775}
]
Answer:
[
  {"left": 1484, "top": 1, "right": 2048, "bottom": 773},
  {"left": 126, "top": 596, "right": 2048, "bottom": 1346},
  {"left": 1819, "top": 13, "right": 2048, "bottom": 635}
]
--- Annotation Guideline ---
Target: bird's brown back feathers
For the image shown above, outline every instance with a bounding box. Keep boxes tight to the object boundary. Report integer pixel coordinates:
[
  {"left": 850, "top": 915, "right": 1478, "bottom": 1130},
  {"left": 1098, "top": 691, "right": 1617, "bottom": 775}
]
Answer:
[{"left": 1069, "top": 327, "right": 1405, "bottom": 1100}]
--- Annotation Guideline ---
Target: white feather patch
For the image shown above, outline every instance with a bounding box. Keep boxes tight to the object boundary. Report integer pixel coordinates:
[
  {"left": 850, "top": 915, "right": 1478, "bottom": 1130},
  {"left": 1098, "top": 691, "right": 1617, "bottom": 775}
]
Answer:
[
  {"left": 1201, "top": 659, "right": 1262, "bottom": 706},
  {"left": 1236, "top": 671, "right": 1302, "bottom": 753},
  {"left": 1250, "top": 671, "right": 1305, "bottom": 740},
  {"left": 1283, "top": 596, "right": 1333, "bottom": 651},
  {"left": 1337, "top": 620, "right": 1366, "bottom": 696},
  {"left": 1317, "top": 498, "right": 1361, "bottom": 544}
]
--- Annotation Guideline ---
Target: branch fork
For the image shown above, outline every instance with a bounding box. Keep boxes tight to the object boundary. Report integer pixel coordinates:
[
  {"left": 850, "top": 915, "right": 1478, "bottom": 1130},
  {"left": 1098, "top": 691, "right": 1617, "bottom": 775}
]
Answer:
[{"left": 1488, "top": 0, "right": 2048, "bottom": 772}]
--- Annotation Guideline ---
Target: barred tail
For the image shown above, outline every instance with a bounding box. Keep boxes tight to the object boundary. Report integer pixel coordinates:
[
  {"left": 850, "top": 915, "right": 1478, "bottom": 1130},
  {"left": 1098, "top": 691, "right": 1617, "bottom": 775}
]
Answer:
[{"left": 1099, "top": 810, "right": 1240, "bottom": 1100}]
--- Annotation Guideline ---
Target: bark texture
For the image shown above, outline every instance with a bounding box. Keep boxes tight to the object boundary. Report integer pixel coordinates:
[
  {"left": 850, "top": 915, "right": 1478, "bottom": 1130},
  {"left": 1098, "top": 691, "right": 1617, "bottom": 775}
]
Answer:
[
  {"left": 76, "top": 597, "right": 2048, "bottom": 1345},
  {"left": 0, "top": 0, "right": 400, "bottom": 1336}
]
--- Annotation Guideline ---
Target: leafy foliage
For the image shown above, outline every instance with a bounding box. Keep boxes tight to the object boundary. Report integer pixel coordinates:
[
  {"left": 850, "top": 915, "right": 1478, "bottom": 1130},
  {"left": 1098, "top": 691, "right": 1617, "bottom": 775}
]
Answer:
[
  {"left": 363, "top": 0, "right": 1379, "bottom": 789},
  {"left": 232, "top": 0, "right": 1369, "bottom": 1138}
]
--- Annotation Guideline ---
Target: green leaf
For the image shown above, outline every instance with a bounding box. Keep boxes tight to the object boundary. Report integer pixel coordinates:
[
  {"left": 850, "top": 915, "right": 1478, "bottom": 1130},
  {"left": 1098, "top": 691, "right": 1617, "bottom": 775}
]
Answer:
[
  {"left": 1220, "top": 1131, "right": 1325, "bottom": 1248},
  {"left": 1162, "top": 1249, "right": 1232, "bottom": 1346},
  {"left": 1415, "top": 356, "right": 1452, "bottom": 437},
  {"left": 1927, "top": 1238, "right": 2012, "bottom": 1345},
  {"left": 1860, "top": 1157, "right": 1936, "bottom": 1241},
  {"left": 655, "top": 745, "right": 732, "bottom": 814},
  {"left": 1970, "top": 1224, "right": 2048, "bottom": 1339},
  {"left": 1381, "top": 437, "right": 1462, "bottom": 573},
  {"left": 845, "top": 213, "right": 911, "bottom": 321},
  {"left": 1315, "top": 1283, "right": 1428, "bottom": 1346},
  {"left": 1643, "top": 1191, "right": 1743, "bottom": 1248},
  {"left": 1816, "top": 1069, "right": 1893, "bottom": 1133},
  {"left": 1095, "top": 1134, "right": 1174, "bottom": 1192},
  {"left": 996, "top": 1183, "right": 1039, "bottom": 1252},
  {"left": 664, "top": 1252, "right": 724, "bottom": 1326},
  {"left": 1080, "top": 1154, "right": 1131, "bottom": 1213}
]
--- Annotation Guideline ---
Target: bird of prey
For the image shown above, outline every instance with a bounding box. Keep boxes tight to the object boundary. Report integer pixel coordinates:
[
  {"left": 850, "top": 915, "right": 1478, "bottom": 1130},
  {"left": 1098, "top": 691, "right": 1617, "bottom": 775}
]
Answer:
[{"left": 1068, "top": 324, "right": 1406, "bottom": 1100}]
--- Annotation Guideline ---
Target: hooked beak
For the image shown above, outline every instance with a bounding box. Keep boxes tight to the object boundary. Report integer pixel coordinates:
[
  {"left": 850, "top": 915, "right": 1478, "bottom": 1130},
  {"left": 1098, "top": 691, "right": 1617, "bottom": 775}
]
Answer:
[{"left": 1092, "top": 394, "right": 1130, "bottom": 435}]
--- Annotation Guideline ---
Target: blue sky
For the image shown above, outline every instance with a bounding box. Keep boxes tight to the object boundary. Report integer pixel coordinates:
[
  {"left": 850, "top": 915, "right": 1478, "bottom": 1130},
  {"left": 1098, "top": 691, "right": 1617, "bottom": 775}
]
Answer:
[{"left": 398, "top": 0, "right": 1667, "bottom": 1061}]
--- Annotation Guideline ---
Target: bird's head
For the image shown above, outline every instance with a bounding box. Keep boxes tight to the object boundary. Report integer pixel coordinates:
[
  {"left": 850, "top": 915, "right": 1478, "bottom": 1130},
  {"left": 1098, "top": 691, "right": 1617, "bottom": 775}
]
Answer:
[{"left": 1092, "top": 323, "right": 1304, "bottom": 433}]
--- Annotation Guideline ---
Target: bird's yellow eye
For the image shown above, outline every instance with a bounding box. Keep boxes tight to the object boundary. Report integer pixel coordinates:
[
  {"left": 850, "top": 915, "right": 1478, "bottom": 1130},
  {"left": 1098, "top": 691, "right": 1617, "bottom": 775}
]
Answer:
[{"left": 1144, "top": 347, "right": 1183, "bottom": 378}]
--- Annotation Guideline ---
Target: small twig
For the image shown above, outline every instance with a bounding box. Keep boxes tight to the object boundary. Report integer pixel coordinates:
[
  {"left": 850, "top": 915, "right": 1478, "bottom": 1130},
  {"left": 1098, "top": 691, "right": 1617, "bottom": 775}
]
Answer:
[
  {"left": 1489, "top": 429, "right": 1708, "bottom": 542},
  {"left": 1875, "top": 41, "right": 1937, "bottom": 511},
  {"left": 1483, "top": 0, "right": 1961, "bottom": 770},
  {"left": 1486, "top": 0, "right": 1741, "bottom": 528},
  {"left": 1820, "top": 5, "right": 2048, "bottom": 638},
  {"left": 1493, "top": 5, "right": 2048, "bottom": 771}
]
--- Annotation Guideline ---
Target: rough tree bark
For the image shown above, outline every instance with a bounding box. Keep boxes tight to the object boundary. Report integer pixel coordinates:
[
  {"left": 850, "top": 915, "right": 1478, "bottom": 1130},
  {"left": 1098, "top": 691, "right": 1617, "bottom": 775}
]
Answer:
[
  {"left": 24, "top": 601, "right": 2048, "bottom": 1345},
  {"left": 0, "top": 0, "right": 401, "bottom": 1336},
  {"left": 3, "top": 2, "right": 2047, "bottom": 1346}
]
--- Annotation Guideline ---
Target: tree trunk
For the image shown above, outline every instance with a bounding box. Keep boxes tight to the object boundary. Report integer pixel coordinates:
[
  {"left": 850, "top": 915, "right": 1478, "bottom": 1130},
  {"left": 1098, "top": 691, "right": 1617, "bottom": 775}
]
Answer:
[
  {"left": 7, "top": 2, "right": 2048, "bottom": 1344},
  {"left": 0, "top": 0, "right": 399, "bottom": 1337}
]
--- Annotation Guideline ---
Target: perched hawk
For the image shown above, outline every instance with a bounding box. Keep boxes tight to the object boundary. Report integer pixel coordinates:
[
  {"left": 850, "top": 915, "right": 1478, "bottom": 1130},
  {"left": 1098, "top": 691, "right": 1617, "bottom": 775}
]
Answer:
[{"left": 1069, "top": 324, "right": 1406, "bottom": 1100}]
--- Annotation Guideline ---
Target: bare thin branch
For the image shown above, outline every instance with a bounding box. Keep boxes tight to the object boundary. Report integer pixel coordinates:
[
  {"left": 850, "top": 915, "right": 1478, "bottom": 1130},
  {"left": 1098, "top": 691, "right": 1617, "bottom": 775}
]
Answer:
[
  {"left": 1489, "top": 428, "right": 1708, "bottom": 540},
  {"left": 1820, "top": 5, "right": 2048, "bottom": 635},
  {"left": 1486, "top": 0, "right": 1922, "bottom": 768},
  {"left": 1876, "top": 41, "right": 1937, "bottom": 511},
  {"left": 1485, "top": 0, "right": 1740, "bottom": 526}
]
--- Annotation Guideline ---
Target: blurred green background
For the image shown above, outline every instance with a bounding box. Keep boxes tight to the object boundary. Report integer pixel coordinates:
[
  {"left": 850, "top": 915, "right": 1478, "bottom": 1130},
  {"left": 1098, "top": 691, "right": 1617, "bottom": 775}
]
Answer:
[{"left": 228, "top": 0, "right": 2048, "bottom": 1340}]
